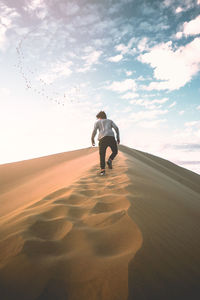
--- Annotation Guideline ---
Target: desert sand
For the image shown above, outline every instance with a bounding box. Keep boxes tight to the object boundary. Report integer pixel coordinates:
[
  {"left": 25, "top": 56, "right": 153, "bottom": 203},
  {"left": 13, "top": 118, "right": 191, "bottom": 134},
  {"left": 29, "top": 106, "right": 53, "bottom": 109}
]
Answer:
[{"left": 0, "top": 145, "right": 200, "bottom": 300}]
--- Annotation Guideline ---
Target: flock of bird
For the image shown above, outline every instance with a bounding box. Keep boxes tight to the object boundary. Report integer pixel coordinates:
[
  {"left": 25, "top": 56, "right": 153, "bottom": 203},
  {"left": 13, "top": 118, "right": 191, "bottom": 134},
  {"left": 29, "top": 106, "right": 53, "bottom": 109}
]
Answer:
[{"left": 15, "top": 30, "right": 81, "bottom": 106}]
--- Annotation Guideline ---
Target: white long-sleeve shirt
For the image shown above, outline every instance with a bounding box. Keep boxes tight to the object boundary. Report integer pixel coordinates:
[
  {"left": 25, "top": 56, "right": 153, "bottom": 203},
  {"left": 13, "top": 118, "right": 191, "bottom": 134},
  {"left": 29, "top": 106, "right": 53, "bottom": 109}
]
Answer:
[{"left": 91, "top": 119, "right": 120, "bottom": 142}]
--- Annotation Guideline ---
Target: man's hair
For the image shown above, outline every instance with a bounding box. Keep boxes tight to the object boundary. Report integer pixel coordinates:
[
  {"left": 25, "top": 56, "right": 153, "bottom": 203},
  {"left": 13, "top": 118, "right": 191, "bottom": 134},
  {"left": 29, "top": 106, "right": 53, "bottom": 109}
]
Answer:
[{"left": 96, "top": 111, "right": 107, "bottom": 119}]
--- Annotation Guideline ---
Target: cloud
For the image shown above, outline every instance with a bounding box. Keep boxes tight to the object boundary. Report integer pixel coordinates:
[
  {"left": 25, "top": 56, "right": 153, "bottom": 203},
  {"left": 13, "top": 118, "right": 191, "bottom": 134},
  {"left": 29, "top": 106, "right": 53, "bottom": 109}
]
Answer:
[
  {"left": 137, "top": 119, "right": 167, "bottom": 128},
  {"left": 106, "top": 79, "right": 137, "bottom": 93},
  {"left": 25, "top": 0, "right": 45, "bottom": 11},
  {"left": 164, "top": 0, "right": 196, "bottom": 11},
  {"left": 122, "top": 106, "right": 132, "bottom": 113},
  {"left": 197, "top": 105, "right": 200, "bottom": 110},
  {"left": 137, "top": 37, "right": 149, "bottom": 52},
  {"left": 179, "top": 110, "right": 184, "bottom": 115},
  {"left": 107, "top": 54, "right": 123, "bottom": 62},
  {"left": 175, "top": 31, "right": 183, "bottom": 39},
  {"left": 23, "top": 0, "right": 47, "bottom": 19},
  {"left": 175, "top": 160, "right": 200, "bottom": 165},
  {"left": 125, "top": 70, "right": 133, "bottom": 76},
  {"left": 138, "top": 38, "right": 200, "bottom": 91},
  {"left": 78, "top": 48, "right": 102, "bottom": 72},
  {"left": 169, "top": 101, "right": 176, "bottom": 108},
  {"left": 0, "top": 23, "right": 7, "bottom": 49},
  {"left": 158, "top": 128, "right": 200, "bottom": 174},
  {"left": 130, "top": 109, "right": 168, "bottom": 122},
  {"left": 58, "top": 2, "right": 79, "bottom": 16},
  {"left": 115, "top": 37, "right": 136, "bottom": 56},
  {"left": 83, "top": 50, "right": 102, "bottom": 66},
  {"left": 175, "top": 6, "right": 183, "bottom": 13},
  {"left": 183, "top": 15, "right": 200, "bottom": 36},
  {"left": 185, "top": 120, "right": 200, "bottom": 127},
  {"left": 137, "top": 75, "right": 146, "bottom": 81},
  {"left": 121, "top": 92, "right": 139, "bottom": 99},
  {"left": 37, "top": 61, "right": 73, "bottom": 84},
  {"left": 177, "top": 15, "right": 200, "bottom": 38},
  {"left": 0, "top": 3, "right": 19, "bottom": 50},
  {"left": 130, "top": 97, "right": 169, "bottom": 109},
  {"left": 163, "top": 0, "right": 173, "bottom": 7},
  {"left": 170, "top": 143, "right": 200, "bottom": 151}
]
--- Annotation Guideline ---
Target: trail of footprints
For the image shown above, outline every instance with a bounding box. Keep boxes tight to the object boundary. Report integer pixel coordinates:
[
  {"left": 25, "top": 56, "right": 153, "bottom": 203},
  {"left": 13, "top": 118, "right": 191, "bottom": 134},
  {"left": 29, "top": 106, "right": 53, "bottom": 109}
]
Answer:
[{"left": 1, "top": 157, "right": 137, "bottom": 266}]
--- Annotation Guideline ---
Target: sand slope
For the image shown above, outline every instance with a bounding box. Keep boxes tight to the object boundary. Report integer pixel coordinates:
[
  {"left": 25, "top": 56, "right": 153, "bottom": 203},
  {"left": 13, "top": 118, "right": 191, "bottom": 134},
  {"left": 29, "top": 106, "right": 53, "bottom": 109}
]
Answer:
[
  {"left": 0, "top": 145, "right": 200, "bottom": 300},
  {"left": 120, "top": 145, "right": 200, "bottom": 300}
]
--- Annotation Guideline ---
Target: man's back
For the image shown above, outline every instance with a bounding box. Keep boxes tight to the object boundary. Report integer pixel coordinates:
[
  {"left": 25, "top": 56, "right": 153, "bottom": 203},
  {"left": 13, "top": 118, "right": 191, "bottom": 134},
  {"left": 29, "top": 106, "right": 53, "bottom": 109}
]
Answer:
[{"left": 92, "top": 118, "right": 120, "bottom": 141}]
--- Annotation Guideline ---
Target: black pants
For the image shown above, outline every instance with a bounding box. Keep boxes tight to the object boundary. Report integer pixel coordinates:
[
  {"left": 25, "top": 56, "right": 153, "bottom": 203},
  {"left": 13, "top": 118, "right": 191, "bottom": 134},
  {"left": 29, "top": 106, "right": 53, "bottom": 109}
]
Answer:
[{"left": 98, "top": 136, "right": 118, "bottom": 169}]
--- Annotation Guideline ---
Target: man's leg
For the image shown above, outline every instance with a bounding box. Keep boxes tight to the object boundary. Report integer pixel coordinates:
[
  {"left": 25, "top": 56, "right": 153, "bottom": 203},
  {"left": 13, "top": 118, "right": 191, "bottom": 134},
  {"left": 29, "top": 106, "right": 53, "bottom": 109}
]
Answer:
[
  {"left": 108, "top": 137, "right": 118, "bottom": 161},
  {"left": 99, "top": 137, "right": 108, "bottom": 170}
]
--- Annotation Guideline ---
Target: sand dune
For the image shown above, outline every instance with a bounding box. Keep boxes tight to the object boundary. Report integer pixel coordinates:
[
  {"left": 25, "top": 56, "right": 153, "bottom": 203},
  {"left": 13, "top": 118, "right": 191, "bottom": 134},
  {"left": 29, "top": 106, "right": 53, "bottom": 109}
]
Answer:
[{"left": 0, "top": 145, "right": 200, "bottom": 299}]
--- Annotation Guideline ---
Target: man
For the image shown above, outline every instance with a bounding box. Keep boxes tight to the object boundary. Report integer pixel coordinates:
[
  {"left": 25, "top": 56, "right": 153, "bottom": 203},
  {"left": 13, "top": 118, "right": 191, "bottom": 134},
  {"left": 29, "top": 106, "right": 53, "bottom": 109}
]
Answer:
[{"left": 91, "top": 111, "right": 120, "bottom": 176}]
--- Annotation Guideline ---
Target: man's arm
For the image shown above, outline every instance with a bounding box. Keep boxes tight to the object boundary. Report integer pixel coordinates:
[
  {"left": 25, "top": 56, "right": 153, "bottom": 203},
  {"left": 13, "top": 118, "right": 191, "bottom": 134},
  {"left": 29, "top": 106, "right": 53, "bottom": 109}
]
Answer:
[
  {"left": 91, "top": 121, "right": 98, "bottom": 145},
  {"left": 111, "top": 120, "right": 120, "bottom": 143}
]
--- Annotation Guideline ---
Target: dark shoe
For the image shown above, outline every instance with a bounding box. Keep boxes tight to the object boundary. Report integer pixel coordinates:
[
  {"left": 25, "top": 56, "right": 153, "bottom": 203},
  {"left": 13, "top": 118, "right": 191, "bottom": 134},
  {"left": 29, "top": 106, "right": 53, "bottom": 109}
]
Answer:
[
  {"left": 107, "top": 159, "right": 112, "bottom": 169},
  {"left": 100, "top": 169, "right": 106, "bottom": 176}
]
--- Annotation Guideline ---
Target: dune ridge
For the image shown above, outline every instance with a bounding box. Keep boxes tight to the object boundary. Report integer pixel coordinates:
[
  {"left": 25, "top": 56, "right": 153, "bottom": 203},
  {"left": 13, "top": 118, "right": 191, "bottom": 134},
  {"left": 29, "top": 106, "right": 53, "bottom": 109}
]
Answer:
[
  {"left": 0, "top": 148, "right": 142, "bottom": 300},
  {"left": 0, "top": 145, "right": 200, "bottom": 299}
]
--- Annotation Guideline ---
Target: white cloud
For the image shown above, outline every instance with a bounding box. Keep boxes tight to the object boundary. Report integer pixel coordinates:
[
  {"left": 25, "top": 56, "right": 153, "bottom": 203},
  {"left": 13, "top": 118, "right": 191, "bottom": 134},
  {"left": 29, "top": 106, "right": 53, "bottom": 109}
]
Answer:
[
  {"left": 137, "top": 75, "right": 145, "bottom": 81},
  {"left": 106, "top": 79, "right": 137, "bottom": 93},
  {"left": 122, "top": 106, "right": 132, "bottom": 113},
  {"left": 115, "top": 37, "right": 136, "bottom": 55},
  {"left": 163, "top": 0, "right": 173, "bottom": 7},
  {"left": 198, "top": 0, "right": 200, "bottom": 5},
  {"left": 52, "top": 62, "right": 73, "bottom": 76},
  {"left": 176, "top": 15, "right": 200, "bottom": 39},
  {"left": 182, "top": 15, "right": 200, "bottom": 37},
  {"left": 176, "top": 31, "right": 183, "bottom": 39},
  {"left": 150, "top": 98, "right": 169, "bottom": 104},
  {"left": 164, "top": 0, "right": 195, "bottom": 11},
  {"left": 37, "top": 61, "right": 73, "bottom": 84},
  {"left": 197, "top": 105, "right": 200, "bottom": 110},
  {"left": 179, "top": 110, "right": 185, "bottom": 115},
  {"left": 130, "top": 97, "right": 169, "bottom": 109},
  {"left": 0, "top": 3, "right": 19, "bottom": 50},
  {"left": 0, "top": 23, "right": 7, "bottom": 49},
  {"left": 121, "top": 92, "right": 139, "bottom": 99},
  {"left": 24, "top": 0, "right": 47, "bottom": 19},
  {"left": 139, "top": 38, "right": 200, "bottom": 91},
  {"left": 169, "top": 101, "right": 176, "bottom": 108},
  {"left": 85, "top": 51, "right": 102, "bottom": 65},
  {"left": 130, "top": 109, "right": 168, "bottom": 122},
  {"left": 137, "top": 37, "right": 149, "bottom": 52},
  {"left": 185, "top": 120, "right": 200, "bottom": 127},
  {"left": 78, "top": 49, "right": 102, "bottom": 72},
  {"left": 138, "top": 119, "right": 167, "bottom": 128},
  {"left": 107, "top": 54, "right": 123, "bottom": 62},
  {"left": 59, "top": 2, "right": 79, "bottom": 16},
  {"left": 175, "top": 7, "right": 183, "bottom": 13},
  {"left": 25, "top": 0, "right": 45, "bottom": 11},
  {"left": 125, "top": 71, "right": 133, "bottom": 76},
  {"left": 115, "top": 43, "right": 129, "bottom": 54}
]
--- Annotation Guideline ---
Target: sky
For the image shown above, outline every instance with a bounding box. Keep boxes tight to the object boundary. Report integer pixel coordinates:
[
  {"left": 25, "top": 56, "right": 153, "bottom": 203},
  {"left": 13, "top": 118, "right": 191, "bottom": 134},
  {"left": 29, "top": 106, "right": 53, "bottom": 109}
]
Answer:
[{"left": 0, "top": 0, "right": 200, "bottom": 174}]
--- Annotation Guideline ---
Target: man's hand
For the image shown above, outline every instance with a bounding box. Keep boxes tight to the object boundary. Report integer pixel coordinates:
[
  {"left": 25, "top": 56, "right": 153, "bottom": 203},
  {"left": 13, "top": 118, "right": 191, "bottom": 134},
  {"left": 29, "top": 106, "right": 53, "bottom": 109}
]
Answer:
[
  {"left": 92, "top": 140, "right": 95, "bottom": 146},
  {"left": 117, "top": 139, "right": 120, "bottom": 144}
]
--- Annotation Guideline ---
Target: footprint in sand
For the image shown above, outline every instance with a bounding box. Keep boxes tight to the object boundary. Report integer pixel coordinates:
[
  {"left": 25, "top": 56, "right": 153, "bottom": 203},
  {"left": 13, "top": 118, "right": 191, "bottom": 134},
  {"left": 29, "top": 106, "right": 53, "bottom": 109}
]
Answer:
[
  {"left": 22, "top": 217, "right": 73, "bottom": 258},
  {"left": 43, "top": 187, "right": 72, "bottom": 201},
  {"left": 28, "top": 218, "right": 73, "bottom": 241}
]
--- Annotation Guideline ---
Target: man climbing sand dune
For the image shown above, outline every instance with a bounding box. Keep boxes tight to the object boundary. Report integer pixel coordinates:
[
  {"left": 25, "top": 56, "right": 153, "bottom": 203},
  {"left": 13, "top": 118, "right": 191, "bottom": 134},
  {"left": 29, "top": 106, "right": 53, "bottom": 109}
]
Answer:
[{"left": 91, "top": 111, "right": 120, "bottom": 175}]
